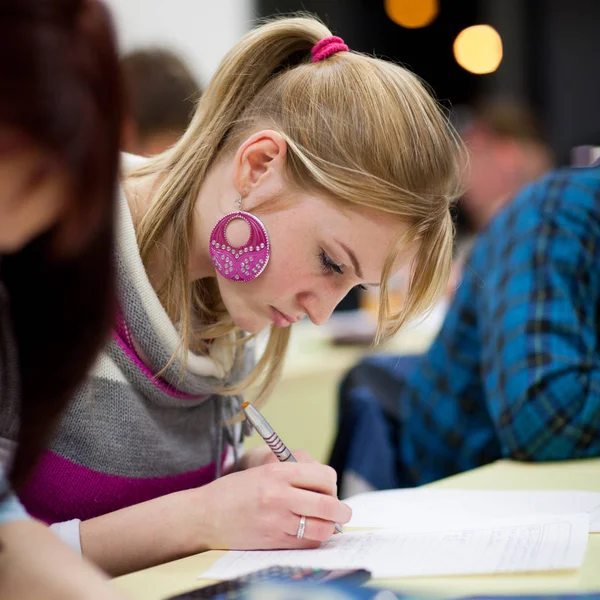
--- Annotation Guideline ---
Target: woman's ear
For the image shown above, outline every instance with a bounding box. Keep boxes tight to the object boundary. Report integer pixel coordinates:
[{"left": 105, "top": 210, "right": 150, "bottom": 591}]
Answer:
[{"left": 233, "top": 130, "right": 287, "bottom": 196}]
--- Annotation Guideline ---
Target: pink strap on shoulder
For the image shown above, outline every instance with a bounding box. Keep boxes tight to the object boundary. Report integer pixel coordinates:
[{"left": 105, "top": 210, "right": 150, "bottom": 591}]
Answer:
[{"left": 311, "top": 35, "right": 349, "bottom": 63}]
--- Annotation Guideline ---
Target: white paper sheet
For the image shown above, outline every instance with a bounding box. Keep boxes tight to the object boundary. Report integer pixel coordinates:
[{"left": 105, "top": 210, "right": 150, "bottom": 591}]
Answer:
[
  {"left": 200, "top": 514, "right": 590, "bottom": 580},
  {"left": 346, "top": 489, "right": 600, "bottom": 531}
]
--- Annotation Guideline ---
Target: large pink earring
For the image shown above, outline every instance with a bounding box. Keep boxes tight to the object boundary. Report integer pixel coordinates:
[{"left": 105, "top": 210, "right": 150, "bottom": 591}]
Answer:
[{"left": 209, "top": 197, "right": 270, "bottom": 282}]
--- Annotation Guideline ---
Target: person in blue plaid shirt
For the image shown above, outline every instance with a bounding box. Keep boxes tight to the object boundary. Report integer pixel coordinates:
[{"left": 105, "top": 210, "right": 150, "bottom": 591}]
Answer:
[{"left": 330, "top": 165, "right": 600, "bottom": 497}]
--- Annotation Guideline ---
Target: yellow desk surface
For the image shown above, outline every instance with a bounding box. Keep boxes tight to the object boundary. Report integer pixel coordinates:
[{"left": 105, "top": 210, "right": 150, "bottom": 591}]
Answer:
[{"left": 114, "top": 458, "right": 600, "bottom": 599}]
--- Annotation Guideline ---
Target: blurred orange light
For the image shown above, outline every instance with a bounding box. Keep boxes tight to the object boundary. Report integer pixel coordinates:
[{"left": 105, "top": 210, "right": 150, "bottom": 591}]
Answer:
[
  {"left": 385, "top": 0, "right": 439, "bottom": 29},
  {"left": 453, "top": 25, "right": 503, "bottom": 74}
]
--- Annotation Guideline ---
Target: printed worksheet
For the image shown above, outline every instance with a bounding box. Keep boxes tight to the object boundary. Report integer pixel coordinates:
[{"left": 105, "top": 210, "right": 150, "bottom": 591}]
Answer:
[{"left": 200, "top": 513, "right": 589, "bottom": 579}]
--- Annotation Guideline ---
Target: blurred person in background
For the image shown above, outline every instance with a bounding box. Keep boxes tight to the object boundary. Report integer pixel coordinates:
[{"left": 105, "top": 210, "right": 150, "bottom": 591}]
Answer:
[
  {"left": 459, "top": 98, "right": 553, "bottom": 235},
  {"left": 0, "top": 0, "right": 128, "bottom": 597},
  {"left": 330, "top": 164, "right": 600, "bottom": 498},
  {"left": 448, "top": 98, "right": 554, "bottom": 291},
  {"left": 121, "top": 48, "right": 201, "bottom": 156}
]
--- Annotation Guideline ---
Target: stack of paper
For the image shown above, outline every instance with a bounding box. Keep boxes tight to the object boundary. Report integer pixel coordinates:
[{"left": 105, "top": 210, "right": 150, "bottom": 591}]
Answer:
[{"left": 200, "top": 490, "right": 598, "bottom": 580}]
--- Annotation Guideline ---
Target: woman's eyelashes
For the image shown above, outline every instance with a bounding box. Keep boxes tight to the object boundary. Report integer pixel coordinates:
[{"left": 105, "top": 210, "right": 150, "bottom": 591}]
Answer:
[
  {"left": 319, "top": 248, "right": 367, "bottom": 290},
  {"left": 319, "top": 248, "right": 343, "bottom": 275}
]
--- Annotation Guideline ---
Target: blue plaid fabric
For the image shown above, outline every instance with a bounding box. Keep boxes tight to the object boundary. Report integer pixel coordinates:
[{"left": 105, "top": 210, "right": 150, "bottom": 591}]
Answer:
[{"left": 331, "top": 166, "right": 600, "bottom": 489}]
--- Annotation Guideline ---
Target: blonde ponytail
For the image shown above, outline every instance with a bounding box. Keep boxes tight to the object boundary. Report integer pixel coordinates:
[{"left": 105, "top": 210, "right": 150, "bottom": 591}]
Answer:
[{"left": 131, "top": 14, "right": 464, "bottom": 406}]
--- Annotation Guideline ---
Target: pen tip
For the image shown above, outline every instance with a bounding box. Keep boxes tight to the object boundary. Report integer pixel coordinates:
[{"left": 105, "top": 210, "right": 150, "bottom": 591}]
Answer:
[{"left": 241, "top": 401, "right": 250, "bottom": 409}]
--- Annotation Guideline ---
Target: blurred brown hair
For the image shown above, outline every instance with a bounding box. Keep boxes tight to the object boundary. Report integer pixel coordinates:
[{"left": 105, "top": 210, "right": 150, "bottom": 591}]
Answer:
[
  {"left": 469, "top": 98, "right": 549, "bottom": 147},
  {"left": 456, "top": 98, "right": 554, "bottom": 235},
  {"left": 0, "top": 0, "right": 122, "bottom": 491},
  {"left": 122, "top": 48, "right": 200, "bottom": 151}
]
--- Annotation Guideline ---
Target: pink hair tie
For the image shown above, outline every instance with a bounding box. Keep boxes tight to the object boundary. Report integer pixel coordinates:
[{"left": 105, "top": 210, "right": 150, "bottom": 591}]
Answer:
[{"left": 311, "top": 35, "right": 349, "bottom": 63}]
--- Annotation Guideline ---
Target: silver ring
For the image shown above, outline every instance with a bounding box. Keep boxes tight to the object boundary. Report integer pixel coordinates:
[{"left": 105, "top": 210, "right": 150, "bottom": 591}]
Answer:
[{"left": 296, "top": 515, "right": 306, "bottom": 539}]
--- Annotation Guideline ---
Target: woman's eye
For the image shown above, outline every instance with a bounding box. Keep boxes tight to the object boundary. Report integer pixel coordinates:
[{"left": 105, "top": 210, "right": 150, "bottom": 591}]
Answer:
[{"left": 319, "top": 249, "right": 344, "bottom": 275}]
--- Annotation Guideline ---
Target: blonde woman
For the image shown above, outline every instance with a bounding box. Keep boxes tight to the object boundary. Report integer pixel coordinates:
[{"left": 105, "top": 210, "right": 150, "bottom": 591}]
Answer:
[{"left": 2, "top": 17, "right": 463, "bottom": 575}]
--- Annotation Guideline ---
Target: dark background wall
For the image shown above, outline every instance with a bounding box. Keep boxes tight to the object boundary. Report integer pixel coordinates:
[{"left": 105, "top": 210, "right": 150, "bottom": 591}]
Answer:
[
  {"left": 535, "top": 0, "right": 600, "bottom": 164},
  {"left": 256, "top": 0, "right": 600, "bottom": 165}
]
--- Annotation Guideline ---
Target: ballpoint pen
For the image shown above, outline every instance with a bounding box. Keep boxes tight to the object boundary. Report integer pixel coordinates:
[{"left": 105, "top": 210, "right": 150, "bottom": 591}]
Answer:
[{"left": 242, "top": 401, "right": 343, "bottom": 534}]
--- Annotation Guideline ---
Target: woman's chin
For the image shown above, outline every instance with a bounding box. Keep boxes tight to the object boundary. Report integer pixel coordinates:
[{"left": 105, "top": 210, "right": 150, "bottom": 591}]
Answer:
[{"left": 230, "top": 312, "right": 270, "bottom": 334}]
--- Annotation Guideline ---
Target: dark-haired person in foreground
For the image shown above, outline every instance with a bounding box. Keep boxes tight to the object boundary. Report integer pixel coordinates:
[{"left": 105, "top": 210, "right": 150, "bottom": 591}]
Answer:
[{"left": 0, "top": 0, "right": 128, "bottom": 597}]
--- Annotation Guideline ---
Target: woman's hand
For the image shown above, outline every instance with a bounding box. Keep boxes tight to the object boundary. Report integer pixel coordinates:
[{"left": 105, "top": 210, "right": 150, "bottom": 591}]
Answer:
[
  {"left": 187, "top": 461, "right": 351, "bottom": 551},
  {"left": 80, "top": 458, "right": 349, "bottom": 576}
]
